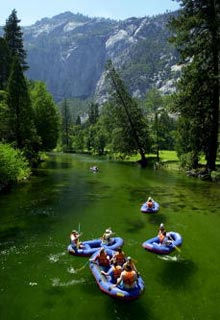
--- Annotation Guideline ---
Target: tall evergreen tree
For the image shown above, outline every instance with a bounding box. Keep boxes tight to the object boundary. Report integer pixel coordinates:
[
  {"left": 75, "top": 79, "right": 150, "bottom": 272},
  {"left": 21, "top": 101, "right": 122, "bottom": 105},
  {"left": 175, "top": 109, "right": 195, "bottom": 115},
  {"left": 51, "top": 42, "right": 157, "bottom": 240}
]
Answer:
[
  {"left": 169, "top": 0, "right": 220, "bottom": 170},
  {"left": 7, "top": 56, "right": 37, "bottom": 153},
  {"left": 3, "top": 9, "right": 28, "bottom": 72},
  {"left": 0, "top": 37, "right": 11, "bottom": 90},
  {"left": 88, "top": 102, "right": 99, "bottom": 125},
  {"left": 106, "top": 61, "right": 149, "bottom": 167},
  {"left": 60, "top": 98, "right": 73, "bottom": 151}
]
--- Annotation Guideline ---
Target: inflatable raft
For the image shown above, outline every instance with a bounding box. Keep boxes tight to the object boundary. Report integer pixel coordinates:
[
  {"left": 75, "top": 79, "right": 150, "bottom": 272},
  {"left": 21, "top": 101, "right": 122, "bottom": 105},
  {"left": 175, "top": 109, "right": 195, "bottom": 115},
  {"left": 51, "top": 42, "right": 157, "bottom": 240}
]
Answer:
[
  {"left": 89, "top": 249, "right": 145, "bottom": 301},
  {"left": 140, "top": 201, "right": 160, "bottom": 213},
  {"left": 142, "top": 231, "right": 183, "bottom": 255},
  {"left": 67, "top": 237, "right": 124, "bottom": 257}
]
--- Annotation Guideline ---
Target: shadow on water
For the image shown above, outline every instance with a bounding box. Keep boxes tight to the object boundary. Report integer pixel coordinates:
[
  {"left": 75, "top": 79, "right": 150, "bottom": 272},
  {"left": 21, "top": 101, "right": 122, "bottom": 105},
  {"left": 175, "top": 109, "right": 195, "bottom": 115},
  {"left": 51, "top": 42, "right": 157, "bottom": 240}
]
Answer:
[
  {"left": 146, "top": 213, "right": 168, "bottom": 227},
  {"left": 125, "top": 218, "right": 146, "bottom": 233},
  {"left": 158, "top": 258, "right": 197, "bottom": 289},
  {"left": 106, "top": 297, "right": 155, "bottom": 320},
  {"left": 85, "top": 280, "right": 155, "bottom": 320}
]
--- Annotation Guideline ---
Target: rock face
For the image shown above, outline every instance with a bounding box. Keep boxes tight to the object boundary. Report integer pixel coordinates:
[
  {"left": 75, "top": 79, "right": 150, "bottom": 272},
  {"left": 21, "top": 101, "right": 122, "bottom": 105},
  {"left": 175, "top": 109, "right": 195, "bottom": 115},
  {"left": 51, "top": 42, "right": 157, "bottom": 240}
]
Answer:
[{"left": 22, "top": 11, "right": 179, "bottom": 102}]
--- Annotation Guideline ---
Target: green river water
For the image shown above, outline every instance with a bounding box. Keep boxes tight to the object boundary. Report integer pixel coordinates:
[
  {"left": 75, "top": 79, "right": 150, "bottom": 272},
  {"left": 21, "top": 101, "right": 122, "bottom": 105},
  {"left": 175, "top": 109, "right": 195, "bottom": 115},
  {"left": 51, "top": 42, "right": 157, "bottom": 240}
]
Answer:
[{"left": 0, "top": 153, "right": 220, "bottom": 320}]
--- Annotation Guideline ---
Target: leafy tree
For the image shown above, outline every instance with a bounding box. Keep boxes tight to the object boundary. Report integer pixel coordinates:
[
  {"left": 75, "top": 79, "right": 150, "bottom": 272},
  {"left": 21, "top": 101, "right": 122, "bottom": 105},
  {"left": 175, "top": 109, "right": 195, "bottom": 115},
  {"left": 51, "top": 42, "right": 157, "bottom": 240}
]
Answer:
[
  {"left": 106, "top": 61, "right": 149, "bottom": 167},
  {"left": 145, "top": 89, "right": 163, "bottom": 161},
  {"left": 169, "top": 0, "right": 220, "bottom": 170},
  {"left": 0, "top": 142, "right": 30, "bottom": 187},
  {"left": 145, "top": 89, "right": 176, "bottom": 158},
  {"left": 3, "top": 9, "right": 28, "bottom": 71},
  {"left": 31, "top": 81, "right": 60, "bottom": 151}
]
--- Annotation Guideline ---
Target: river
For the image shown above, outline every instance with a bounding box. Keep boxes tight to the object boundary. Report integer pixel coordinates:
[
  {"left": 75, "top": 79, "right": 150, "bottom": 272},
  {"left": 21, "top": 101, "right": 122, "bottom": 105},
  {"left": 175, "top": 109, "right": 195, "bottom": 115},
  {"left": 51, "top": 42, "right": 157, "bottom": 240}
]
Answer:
[{"left": 0, "top": 153, "right": 219, "bottom": 320}]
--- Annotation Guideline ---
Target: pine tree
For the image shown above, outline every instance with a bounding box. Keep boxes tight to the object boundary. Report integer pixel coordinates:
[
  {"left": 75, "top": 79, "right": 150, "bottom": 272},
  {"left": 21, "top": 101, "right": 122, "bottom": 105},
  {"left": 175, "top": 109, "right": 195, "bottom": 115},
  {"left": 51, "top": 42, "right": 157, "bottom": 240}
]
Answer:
[
  {"left": 60, "top": 98, "right": 73, "bottom": 151},
  {"left": 7, "top": 56, "right": 37, "bottom": 152},
  {"left": 0, "top": 37, "right": 11, "bottom": 90},
  {"left": 106, "top": 60, "right": 149, "bottom": 167},
  {"left": 3, "top": 9, "right": 28, "bottom": 71},
  {"left": 169, "top": 0, "right": 220, "bottom": 171}
]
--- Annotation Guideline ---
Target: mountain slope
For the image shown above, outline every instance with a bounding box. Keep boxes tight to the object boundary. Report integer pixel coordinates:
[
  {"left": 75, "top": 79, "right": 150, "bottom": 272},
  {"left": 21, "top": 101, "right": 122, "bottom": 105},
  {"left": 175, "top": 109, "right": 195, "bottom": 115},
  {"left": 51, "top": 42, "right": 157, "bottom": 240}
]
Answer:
[{"left": 21, "top": 11, "right": 179, "bottom": 102}]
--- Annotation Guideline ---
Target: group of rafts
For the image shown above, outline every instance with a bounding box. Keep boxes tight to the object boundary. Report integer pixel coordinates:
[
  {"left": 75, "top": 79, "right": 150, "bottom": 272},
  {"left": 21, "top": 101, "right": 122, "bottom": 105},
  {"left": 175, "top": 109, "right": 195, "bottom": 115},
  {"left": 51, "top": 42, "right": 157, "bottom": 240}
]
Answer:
[
  {"left": 67, "top": 198, "right": 183, "bottom": 301},
  {"left": 141, "top": 197, "right": 183, "bottom": 254}
]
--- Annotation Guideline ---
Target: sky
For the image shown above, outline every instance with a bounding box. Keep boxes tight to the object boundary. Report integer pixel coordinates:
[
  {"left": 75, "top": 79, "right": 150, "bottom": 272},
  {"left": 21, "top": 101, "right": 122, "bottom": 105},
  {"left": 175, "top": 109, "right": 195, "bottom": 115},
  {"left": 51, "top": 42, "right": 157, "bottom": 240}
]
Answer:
[{"left": 0, "top": 0, "right": 180, "bottom": 26}]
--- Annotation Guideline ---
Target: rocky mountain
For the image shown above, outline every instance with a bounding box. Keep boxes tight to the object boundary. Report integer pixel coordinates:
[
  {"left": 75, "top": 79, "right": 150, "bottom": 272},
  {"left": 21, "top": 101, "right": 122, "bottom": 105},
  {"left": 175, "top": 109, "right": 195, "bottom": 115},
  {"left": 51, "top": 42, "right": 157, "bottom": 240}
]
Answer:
[{"left": 22, "top": 11, "right": 179, "bottom": 102}]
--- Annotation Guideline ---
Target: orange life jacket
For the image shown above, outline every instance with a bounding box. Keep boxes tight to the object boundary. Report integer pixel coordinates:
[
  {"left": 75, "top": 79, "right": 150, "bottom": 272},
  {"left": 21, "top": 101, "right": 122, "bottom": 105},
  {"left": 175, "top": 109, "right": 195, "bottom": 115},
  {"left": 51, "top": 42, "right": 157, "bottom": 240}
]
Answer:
[
  {"left": 114, "top": 252, "right": 125, "bottom": 265},
  {"left": 159, "top": 233, "right": 165, "bottom": 244},
  {"left": 112, "top": 266, "right": 122, "bottom": 279},
  {"left": 97, "top": 253, "right": 109, "bottom": 266},
  {"left": 147, "top": 201, "right": 153, "bottom": 208},
  {"left": 122, "top": 270, "right": 137, "bottom": 287}
]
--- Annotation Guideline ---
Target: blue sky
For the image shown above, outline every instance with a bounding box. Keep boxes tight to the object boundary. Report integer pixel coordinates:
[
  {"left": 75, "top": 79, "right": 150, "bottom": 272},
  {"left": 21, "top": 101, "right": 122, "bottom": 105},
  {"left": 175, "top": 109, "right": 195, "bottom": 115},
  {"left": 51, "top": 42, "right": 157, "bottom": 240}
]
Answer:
[{"left": 0, "top": 0, "right": 180, "bottom": 26}]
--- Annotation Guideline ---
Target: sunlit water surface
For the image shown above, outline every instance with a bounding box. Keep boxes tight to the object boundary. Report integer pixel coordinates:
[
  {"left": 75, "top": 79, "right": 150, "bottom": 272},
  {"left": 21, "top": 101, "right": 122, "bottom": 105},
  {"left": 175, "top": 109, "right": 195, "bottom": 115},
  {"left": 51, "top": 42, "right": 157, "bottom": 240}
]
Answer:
[{"left": 0, "top": 153, "right": 220, "bottom": 320}]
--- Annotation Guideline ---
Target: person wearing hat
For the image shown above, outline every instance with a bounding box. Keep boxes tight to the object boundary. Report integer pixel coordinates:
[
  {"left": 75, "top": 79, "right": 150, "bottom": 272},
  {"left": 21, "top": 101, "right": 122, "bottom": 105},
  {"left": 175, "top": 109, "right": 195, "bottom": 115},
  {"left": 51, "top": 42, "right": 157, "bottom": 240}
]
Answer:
[
  {"left": 101, "top": 227, "right": 115, "bottom": 245},
  {"left": 70, "top": 229, "right": 83, "bottom": 250},
  {"left": 123, "top": 256, "right": 138, "bottom": 273},
  {"left": 157, "top": 223, "right": 166, "bottom": 242},
  {"left": 112, "top": 263, "right": 138, "bottom": 290}
]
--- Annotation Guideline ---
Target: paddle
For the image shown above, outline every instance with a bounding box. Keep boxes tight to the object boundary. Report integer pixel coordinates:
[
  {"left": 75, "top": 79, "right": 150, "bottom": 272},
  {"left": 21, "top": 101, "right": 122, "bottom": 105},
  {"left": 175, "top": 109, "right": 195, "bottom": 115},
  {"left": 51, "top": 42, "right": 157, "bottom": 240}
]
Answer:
[
  {"left": 172, "top": 244, "right": 181, "bottom": 252},
  {"left": 76, "top": 260, "right": 89, "bottom": 272},
  {"left": 76, "top": 223, "right": 83, "bottom": 249},
  {"left": 168, "top": 235, "right": 181, "bottom": 253}
]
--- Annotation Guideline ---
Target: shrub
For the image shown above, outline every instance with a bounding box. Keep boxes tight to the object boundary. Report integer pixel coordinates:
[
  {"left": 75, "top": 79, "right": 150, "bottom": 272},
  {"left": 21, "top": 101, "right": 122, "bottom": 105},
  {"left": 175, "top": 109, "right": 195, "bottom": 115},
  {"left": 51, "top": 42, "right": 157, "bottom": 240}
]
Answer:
[{"left": 0, "top": 143, "right": 30, "bottom": 186}]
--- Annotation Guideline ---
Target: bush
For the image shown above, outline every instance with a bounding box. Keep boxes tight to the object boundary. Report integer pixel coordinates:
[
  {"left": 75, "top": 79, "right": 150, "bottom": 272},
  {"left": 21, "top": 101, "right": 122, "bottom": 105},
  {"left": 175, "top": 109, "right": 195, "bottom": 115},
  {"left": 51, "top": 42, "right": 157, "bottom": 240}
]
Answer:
[{"left": 0, "top": 143, "right": 31, "bottom": 187}]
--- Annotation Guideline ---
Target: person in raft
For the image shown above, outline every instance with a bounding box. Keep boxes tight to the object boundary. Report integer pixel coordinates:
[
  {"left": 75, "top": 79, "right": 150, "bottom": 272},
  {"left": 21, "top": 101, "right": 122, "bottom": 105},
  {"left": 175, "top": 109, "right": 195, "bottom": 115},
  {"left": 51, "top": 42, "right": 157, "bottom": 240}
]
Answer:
[
  {"left": 112, "top": 264, "right": 138, "bottom": 290},
  {"left": 90, "top": 247, "right": 110, "bottom": 271},
  {"left": 158, "top": 223, "right": 166, "bottom": 237},
  {"left": 146, "top": 196, "right": 154, "bottom": 208},
  {"left": 101, "top": 227, "right": 115, "bottom": 245},
  {"left": 101, "top": 258, "right": 122, "bottom": 284},
  {"left": 70, "top": 230, "right": 84, "bottom": 250},
  {"left": 111, "top": 247, "right": 126, "bottom": 266},
  {"left": 123, "top": 256, "right": 138, "bottom": 273}
]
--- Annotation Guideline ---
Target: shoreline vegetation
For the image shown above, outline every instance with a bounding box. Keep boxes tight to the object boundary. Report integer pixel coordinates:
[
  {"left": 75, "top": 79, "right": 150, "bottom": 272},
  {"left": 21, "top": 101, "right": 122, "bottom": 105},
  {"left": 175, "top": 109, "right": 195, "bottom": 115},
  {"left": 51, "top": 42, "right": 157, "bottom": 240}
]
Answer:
[{"left": 0, "top": 149, "right": 220, "bottom": 194}]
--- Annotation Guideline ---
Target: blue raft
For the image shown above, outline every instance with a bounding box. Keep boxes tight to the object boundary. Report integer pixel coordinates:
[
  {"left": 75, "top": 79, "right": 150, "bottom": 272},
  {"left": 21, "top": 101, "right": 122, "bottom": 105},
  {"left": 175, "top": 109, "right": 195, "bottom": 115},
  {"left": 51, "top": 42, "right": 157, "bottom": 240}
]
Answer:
[
  {"left": 89, "top": 249, "right": 145, "bottom": 301},
  {"left": 67, "top": 237, "right": 124, "bottom": 257},
  {"left": 140, "top": 201, "right": 160, "bottom": 213},
  {"left": 142, "top": 231, "right": 183, "bottom": 255}
]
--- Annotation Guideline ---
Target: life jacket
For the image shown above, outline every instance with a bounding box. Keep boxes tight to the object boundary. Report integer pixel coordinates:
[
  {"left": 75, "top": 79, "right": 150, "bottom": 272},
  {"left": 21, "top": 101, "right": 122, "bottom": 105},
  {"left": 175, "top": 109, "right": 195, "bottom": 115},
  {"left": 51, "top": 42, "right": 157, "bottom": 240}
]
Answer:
[
  {"left": 97, "top": 253, "right": 109, "bottom": 266},
  {"left": 122, "top": 270, "right": 137, "bottom": 288},
  {"left": 159, "top": 233, "right": 165, "bottom": 244},
  {"left": 114, "top": 252, "right": 125, "bottom": 265},
  {"left": 112, "top": 266, "right": 122, "bottom": 279},
  {"left": 147, "top": 201, "right": 153, "bottom": 208}
]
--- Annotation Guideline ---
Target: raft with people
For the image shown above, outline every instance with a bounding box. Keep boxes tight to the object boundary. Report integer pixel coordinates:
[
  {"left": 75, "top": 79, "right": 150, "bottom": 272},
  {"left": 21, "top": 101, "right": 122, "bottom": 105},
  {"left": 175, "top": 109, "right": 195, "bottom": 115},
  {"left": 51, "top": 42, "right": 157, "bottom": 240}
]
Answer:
[
  {"left": 89, "top": 249, "right": 145, "bottom": 301},
  {"left": 90, "top": 166, "right": 99, "bottom": 172},
  {"left": 67, "top": 237, "right": 124, "bottom": 257},
  {"left": 140, "top": 197, "right": 160, "bottom": 213},
  {"left": 142, "top": 231, "right": 183, "bottom": 255}
]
